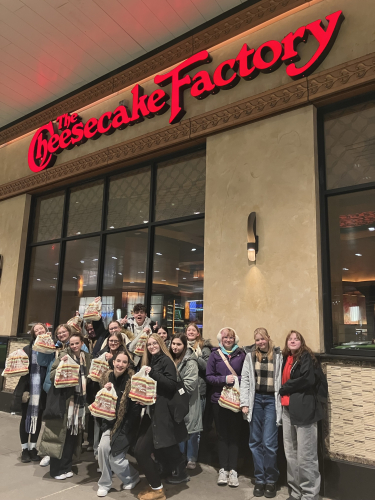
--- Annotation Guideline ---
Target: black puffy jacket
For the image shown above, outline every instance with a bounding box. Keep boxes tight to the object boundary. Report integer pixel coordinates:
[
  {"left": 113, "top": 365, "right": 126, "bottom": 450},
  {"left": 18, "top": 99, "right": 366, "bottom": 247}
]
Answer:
[{"left": 280, "top": 351, "right": 322, "bottom": 426}]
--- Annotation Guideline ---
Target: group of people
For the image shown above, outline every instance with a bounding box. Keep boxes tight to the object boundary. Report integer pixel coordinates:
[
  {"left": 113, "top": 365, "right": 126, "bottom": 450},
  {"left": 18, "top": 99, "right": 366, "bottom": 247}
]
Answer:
[{"left": 11, "top": 300, "right": 326, "bottom": 500}]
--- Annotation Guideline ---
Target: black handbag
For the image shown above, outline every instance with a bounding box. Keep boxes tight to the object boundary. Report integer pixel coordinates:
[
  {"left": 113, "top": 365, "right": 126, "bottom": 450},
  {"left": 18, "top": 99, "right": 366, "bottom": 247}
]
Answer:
[
  {"left": 168, "top": 378, "right": 189, "bottom": 423},
  {"left": 43, "top": 383, "right": 67, "bottom": 419}
]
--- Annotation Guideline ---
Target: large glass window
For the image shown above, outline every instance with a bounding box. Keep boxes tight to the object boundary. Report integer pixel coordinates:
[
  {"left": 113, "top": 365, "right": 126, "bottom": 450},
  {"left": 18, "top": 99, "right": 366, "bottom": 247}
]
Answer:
[
  {"left": 23, "top": 244, "right": 60, "bottom": 331},
  {"left": 323, "top": 98, "right": 375, "bottom": 353},
  {"left": 151, "top": 219, "right": 204, "bottom": 333},
  {"left": 20, "top": 149, "right": 205, "bottom": 334}
]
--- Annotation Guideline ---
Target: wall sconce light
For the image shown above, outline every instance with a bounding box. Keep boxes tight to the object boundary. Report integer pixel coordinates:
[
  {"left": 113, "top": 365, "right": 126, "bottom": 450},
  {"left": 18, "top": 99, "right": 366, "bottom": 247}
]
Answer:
[{"left": 247, "top": 212, "right": 258, "bottom": 262}]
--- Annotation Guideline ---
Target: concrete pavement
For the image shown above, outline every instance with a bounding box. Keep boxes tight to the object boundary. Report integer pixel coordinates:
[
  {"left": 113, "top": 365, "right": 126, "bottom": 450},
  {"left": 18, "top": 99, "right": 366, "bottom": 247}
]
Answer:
[{"left": 0, "top": 411, "right": 327, "bottom": 500}]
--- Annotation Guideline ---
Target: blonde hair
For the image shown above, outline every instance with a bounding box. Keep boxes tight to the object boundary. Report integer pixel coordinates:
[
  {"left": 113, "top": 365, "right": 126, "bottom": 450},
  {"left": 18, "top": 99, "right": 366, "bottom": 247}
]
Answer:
[
  {"left": 185, "top": 322, "right": 203, "bottom": 349},
  {"left": 141, "top": 333, "right": 175, "bottom": 366},
  {"left": 254, "top": 327, "right": 274, "bottom": 362}
]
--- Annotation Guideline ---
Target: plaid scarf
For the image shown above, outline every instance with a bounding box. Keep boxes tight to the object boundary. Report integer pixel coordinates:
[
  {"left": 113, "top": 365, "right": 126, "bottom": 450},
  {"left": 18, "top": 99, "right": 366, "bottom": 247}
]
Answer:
[
  {"left": 67, "top": 351, "right": 87, "bottom": 435},
  {"left": 254, "top": 352, "right": 274, "bottom": 393},
  {"left": 25, "top": 349, "right": 42, "bottom": 434}
]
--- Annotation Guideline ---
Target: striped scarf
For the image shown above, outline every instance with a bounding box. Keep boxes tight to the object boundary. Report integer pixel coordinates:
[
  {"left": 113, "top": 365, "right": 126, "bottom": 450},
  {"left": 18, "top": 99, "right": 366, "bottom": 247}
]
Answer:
[
  {"left": 67, "top": 351, "right": 87, "bottom": 435},
  {"left": 25, "top": 349, "right": 42, "bottom": 434}
]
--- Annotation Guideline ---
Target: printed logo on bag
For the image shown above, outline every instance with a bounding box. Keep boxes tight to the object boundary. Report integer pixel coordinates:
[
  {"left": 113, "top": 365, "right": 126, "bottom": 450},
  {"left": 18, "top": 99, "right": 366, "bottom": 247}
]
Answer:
[{"left": 28, "top": 10, "right": 344, "bottom": 172}]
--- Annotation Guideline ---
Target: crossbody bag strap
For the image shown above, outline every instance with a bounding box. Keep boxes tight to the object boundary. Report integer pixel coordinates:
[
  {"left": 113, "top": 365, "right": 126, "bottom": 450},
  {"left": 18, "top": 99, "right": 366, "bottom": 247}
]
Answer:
[{"left": 217, "top": 349, "right": 237, "bottom": 377}]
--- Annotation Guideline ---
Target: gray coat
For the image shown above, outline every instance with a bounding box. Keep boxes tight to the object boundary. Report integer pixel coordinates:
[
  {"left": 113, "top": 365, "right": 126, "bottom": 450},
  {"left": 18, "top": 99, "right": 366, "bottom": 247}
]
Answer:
[
  {"left": 195, "top": 339, "right": 212, "bottom": 397},
  {"left": 240, "top": 345, "right": 283, "bottom": 426},
  {"left": 178, "top": 347, "right": 203, "bottom": 434}
]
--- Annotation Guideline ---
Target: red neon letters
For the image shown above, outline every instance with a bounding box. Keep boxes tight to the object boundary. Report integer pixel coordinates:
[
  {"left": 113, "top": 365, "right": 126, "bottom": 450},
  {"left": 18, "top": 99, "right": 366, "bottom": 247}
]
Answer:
[{"left": 28, "top": 10, "right": 344, "bottom": 172}]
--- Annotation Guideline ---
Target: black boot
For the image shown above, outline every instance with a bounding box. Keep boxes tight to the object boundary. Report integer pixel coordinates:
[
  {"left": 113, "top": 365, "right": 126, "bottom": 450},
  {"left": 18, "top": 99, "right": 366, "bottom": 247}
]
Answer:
[
  {"left": 21, "top": 449, "right": 31, "bottom": 463},
  {"left": 254, "top": 483, "right": 265, "bottom": 497},
  {"left": 166, "top": 460, "right": 190, "bottom": 484},
  {"left": 29, "top": 448, "right": 41, "bottom": 462}
]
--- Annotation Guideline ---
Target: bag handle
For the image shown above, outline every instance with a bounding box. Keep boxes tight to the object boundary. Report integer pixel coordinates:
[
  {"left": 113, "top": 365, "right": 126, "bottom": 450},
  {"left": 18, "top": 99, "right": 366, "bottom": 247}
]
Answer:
[{"left": 217, "top": 349, "right": 237, "bottom": 378}]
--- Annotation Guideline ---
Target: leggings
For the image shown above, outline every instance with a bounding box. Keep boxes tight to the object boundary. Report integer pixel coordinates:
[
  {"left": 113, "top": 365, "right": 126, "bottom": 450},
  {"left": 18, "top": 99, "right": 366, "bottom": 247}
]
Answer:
[
  {"left": 212, "top": 402, "right": 242, "bottom": 471},
  {"left": 19, "top": 403, "right": 43, "bottom": 445},
  {"left": 134, "top": 416, "right": 182, "bottom": 488}
]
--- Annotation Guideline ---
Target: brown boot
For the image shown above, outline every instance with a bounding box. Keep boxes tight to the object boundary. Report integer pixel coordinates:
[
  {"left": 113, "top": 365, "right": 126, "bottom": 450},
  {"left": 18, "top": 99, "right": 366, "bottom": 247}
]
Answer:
[{"left": 138, "top": 487, "right": 166, "bottom": 500}]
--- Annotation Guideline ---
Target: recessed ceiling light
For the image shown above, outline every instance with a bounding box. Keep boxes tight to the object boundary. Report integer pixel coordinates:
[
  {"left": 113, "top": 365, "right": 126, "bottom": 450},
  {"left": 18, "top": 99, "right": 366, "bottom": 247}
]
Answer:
[
  {"left": 93, "top": 258, "right": 98, "bottom": 261},
  {"left": 154, "top": 270, "right": 160, "bottom": 273},
  {"left": 110, "top": 226, "right": 114, "bottom": 229},
  {"left": 194, "top": 276, "right": 198, "bottom": 278},
  {"left": 130, "top": 281, "right": 134, "bottom": 283},
  {"left": 118, "top": 273, "right": 122, "bottom": 275},
  {"left": 83, "top": 285, "right": 87, "bottom": 287},
  {"left": 191, "top": 248, "right": 196, "bottom": 251},
  {"left": 73, "top": 276, "right": 78, "bottom": 279},
  {"left": 55, "top": 263, "right": 59, "bottom": 266},
  {"left": 53, "top": 278, "right": 57, "bottom": 280},
  {"left": 156, "top": 252, "right": 162, "bottom": 256},
  {"left": 355, "top": 253, "right": 362, "bottom": 257},
  {"left": 36, "top": 278, "right": 41, "bottom": 281},
  {"left": 50, "top": 285, "right": 55, "bottom": 288},
  {"left": 80, "top": 260, "right": 84, "bottom": 263},
  {"left": 138, "top": 271, "right": 144, "bottom": 274},
  {"left": 161, "top": 279, "right": 166, "bottom": 281},
  {"left": 143, "top": 220, "right": 148, "bottom": 223},
  {"left": 343, "top": 268, "right": 349, "bottom": 271},
  {"left": 77, "top": 232, "right": 81, "bottom": 235},
  {"left": 112, "top": 256, "right": 118, "bottom": 260},
  {"left": 183, "top": 278, "right": 186, "bottom": 280},
  {"left": 369, "top": 227, "right": 375, "bottom": 231},
  {"left": 176, "top": 268, "right": 180, "bottom": 270},
  {"left": 75, "top": 201, "right": 79, "bottom": 204},
  {"left": 194, "top": 212, "right": 200, "bottom": 215}
]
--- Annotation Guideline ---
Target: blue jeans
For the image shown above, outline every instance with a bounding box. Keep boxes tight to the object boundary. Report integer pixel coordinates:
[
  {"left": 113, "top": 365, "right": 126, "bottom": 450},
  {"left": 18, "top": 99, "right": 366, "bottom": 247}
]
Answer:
[
  {"left": 249, "top": 392, "right": 279, "bottom": 485},
  {"left": 179, "top": 396, "right": 206, "bottom": 462}
]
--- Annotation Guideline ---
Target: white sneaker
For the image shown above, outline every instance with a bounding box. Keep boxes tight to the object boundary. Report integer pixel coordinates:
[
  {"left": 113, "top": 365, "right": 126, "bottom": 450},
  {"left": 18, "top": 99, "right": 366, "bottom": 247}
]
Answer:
[
  {"left": 187, "top": 461, "right": 196, "bottom": 469},
  {"left": 217, "top": 468, "right": 228, "bottom": 485},
  {"left": 54, "top": 474, "right": 67, "bottom": 480},
  {"left": 86, "top": 445, "right": 94, "bottom": 451},
  {"left": 40, "top": 456, "right": 50, "bottom": 467},
  {"left": 228, "top": 470, "right": 239, "bottom": 487},
  {"left": 97, "top": 488, "right": 108, "bottom": 497},
  {"left": 65, "top": 472, "right": 73, "bottom": 478},
  {"left": 123, "top": 475, "right": 141, "bottom": 490}
]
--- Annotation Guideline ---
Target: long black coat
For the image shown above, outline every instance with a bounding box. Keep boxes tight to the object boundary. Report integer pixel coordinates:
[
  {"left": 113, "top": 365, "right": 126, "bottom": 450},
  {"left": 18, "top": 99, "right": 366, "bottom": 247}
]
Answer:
[
  {"left": 100, "top": 370, "right": 141, "bottom": 457},
  {"left": 280, "top": 351, "right": 322, "bottom": 426},
  {"left": 148, "top": 351, "right": 187, "bottom": 449}
]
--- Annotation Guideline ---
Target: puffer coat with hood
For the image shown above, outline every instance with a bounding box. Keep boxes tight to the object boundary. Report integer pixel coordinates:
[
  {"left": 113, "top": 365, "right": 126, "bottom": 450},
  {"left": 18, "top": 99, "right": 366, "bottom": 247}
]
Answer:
[
  {"left": 206, "top": 327, "right": 246, "bottom": 404},
  {"left": 177, "top": 347, "right": 203, "bottom": 434}
]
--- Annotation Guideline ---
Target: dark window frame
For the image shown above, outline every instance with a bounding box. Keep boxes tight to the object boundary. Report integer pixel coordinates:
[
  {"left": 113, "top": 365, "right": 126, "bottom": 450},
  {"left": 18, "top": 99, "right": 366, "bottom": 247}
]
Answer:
[
  {"left": 18, "top": 145, "right": 206, "bottom": 335},
  {"left": 318, "top": 91, "right": 375, "bottom": 357}
]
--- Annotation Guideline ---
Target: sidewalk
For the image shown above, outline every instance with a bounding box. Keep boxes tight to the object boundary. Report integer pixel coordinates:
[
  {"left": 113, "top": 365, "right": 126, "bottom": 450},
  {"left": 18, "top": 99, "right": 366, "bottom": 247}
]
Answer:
[{"left": 0, "top": 411, "right": 327, "bottom": 500}]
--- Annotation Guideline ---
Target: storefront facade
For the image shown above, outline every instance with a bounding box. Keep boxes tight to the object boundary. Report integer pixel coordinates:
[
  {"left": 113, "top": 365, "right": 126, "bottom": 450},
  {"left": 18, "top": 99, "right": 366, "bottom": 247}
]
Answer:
[{"left": 0, "top": 0, "right": 374, "bottom": 498}]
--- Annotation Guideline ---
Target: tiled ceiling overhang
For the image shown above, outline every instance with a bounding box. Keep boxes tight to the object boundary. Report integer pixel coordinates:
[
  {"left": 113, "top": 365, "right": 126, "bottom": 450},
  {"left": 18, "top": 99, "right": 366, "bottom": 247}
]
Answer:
[{"left": 0, "top": 0, "right": 253, "bottom": 130}]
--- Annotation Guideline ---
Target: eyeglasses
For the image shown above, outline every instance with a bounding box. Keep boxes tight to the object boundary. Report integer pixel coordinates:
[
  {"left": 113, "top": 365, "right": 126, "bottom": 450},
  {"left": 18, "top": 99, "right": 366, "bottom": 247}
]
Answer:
[{"left": 108, "top": 340, "right": 120, "bottom": 345}]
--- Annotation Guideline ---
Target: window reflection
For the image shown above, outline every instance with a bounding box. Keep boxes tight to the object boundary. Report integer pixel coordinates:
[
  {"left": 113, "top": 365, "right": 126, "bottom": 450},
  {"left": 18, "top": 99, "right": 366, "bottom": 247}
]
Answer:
[
  {"left": 155, "top": 151, "right": 205, "bottom": 221},
  {"left": 102, "top": 230, "right": 148, "bottom": 324},
  {"left": 59, "top": 237, "right": 100, "bottom": 323},
  {"left": 67, "top": 180, "right": 103, "bottom": 236},
  {"left": 107, "top": 167, "right": 150, "bottom": 229},
  {"left": 328, "top": 189, "right": 375, "bottom": 349},
  {"left": 33, "top": 192, "right": 64, "bottom": 242},
  {"left": 151, "top": 219, "right": 204, "bottom": 333},
  {"left": 23, "top": 244, "right": 60, "bottom": 332}
]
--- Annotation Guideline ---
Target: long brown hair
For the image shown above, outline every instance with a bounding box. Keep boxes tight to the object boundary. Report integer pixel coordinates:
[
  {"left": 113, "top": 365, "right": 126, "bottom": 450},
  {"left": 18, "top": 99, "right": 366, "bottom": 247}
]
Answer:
[
  {"left": 141, "top": 333, "right": 175, "bottom": 367},
  {"left": 185, "top": 323, "right": 203, "bottom": 349},
  {"left": 254, "top": 327, "right": 274, "bottom": 362},
  {"left": 30, "top": 323, "right": 48, "bottom": 343},
  {"left": 170, "top": 333, "right": 188, "bottom": 366},
  {"left": 282, "top": 330, "right": 317, "bottom": 365}
]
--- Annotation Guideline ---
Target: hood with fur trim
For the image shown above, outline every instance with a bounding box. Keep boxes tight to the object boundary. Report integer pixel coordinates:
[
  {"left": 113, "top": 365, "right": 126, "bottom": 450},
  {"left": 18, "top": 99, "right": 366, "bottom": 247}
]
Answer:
[{"left": 217, "top": 327, "right": 239, "bottom": 345}]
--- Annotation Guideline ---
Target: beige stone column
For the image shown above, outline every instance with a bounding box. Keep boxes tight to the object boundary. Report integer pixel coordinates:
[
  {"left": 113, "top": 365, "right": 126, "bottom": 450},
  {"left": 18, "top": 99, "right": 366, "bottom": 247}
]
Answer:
[
  {"left": 0, "top": 194, "right": 31, "bottom": 337},
  {"left": 204, "top": 105, "right": 323, "bottom": 352}
]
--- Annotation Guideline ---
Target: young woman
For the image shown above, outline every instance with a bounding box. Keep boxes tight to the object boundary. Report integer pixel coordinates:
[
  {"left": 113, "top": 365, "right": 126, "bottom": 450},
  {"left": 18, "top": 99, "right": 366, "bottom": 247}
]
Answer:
[
  {"left": 170, "top": 333, "right": 202, "bottom": 470},
  {"left": 156, "top": 324, "right": 171, "bottom": 349},
  {"left": 279, "top": 331, "right": 322, "bottom": 500},
  {"left": 96, "top": 331, "right": 127, "bottom": 363},
  {"left": 134, "top": 334, "right": 188, "bottom": 500},
  {"left": 185, "top": 323, "right": 212, "bottom": 429},
  {"left": 37, "top": 323, "right": 74, "bottom": 467},
  {"left": 97, "top": 351, "right": 141, "bottom": 497},
  {"left": 39, "top": 332, "right": 91, "bottom": 480},
  {"left": 11, "top": 323, "right": 48, "bottom": 463},
  {"left": 240, "top": 328, "right": 283, "bottom": 498},
  {"left": 206, "top": 327, "right": 246, "bottom": 488}
]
